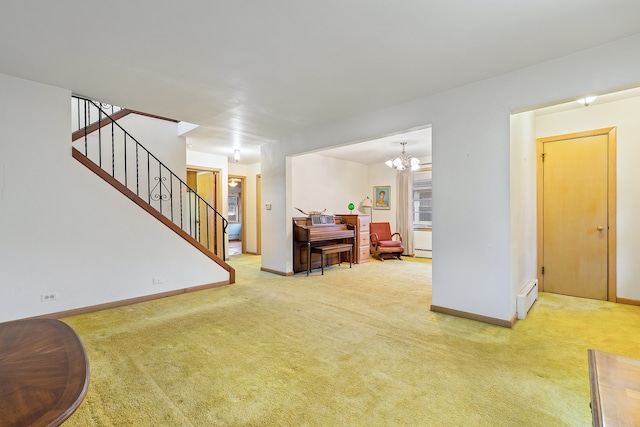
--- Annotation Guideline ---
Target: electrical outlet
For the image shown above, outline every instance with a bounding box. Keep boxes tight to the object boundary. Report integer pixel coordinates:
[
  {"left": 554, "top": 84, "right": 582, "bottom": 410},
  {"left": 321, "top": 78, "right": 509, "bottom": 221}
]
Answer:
[
  {"left": 41, "top": 293, "right": 58, "bottom": 302},
  {"left": 152, "top": 278, "right": 163, "bottom": 284}
]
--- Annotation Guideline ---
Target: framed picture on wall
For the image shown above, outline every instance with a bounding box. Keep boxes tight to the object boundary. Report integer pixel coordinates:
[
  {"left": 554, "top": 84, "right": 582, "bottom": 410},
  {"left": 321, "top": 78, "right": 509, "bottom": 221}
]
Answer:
[{"left": 373, "top": 186, "right": 391, "bottom": 210}]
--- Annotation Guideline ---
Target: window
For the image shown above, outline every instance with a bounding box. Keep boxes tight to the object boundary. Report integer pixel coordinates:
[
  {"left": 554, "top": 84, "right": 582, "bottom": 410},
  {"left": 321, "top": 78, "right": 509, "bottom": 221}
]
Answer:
[
  {"left": 228, "top": 195, "right": 239, "bottom": 223},
  {"left": 413, "top": 169, "right": 432, "bottom": 228}
]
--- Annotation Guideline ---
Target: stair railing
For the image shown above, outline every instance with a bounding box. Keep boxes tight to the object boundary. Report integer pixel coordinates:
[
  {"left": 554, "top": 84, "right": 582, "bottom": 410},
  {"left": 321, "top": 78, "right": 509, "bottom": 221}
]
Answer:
[{"left": 72, "top": 95, "right": 227, "bottom": 259}]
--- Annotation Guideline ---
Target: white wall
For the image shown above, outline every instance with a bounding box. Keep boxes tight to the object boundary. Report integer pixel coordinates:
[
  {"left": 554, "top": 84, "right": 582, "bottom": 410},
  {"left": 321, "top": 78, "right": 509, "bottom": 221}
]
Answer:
[
  {"left": 367, "top": 163, "right": 398, "bottom": 227},
  {"left": 186, "top": 150, "right": 228, "bottom": 176},
  {"left": 268, "top": 83, "right": 514, "bottom": 320},
  {"left": 0, "top": 74, "right": 230, "bottom": 322},
  {"left": 510, "top": 112, "right": 538, "bottom": 309},
  {"left": 291, "top": 154, "right": 369, "bottom": 217},
  {"left": 118, "top": 114, "right": 187, "bottom": 179},
  {"left": 261, "top": 141, "right": 290, "bottom": 271},
  {"left": 261, "top": 34, "right": 640, "bottom": 322},
  {"left": 535, "top": 95, "right": 640, "bottom": 300}
]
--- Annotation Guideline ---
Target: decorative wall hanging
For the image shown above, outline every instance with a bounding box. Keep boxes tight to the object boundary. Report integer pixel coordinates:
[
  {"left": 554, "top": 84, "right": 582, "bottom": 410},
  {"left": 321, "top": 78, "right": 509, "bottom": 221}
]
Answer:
[{"left": 373, "top": 186, "right": 391, "bottom": 210}]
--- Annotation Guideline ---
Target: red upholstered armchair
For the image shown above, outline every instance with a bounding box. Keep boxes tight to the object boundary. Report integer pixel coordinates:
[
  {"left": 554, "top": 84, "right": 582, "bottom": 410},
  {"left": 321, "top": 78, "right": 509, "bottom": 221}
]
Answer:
[{"left": 369, "top": 222, "right": 404, "bottom": 261}]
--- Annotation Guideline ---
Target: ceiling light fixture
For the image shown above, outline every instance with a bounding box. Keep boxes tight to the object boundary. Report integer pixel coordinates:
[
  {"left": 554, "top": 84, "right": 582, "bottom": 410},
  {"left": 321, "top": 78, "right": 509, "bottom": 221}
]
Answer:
[
  {"left": 234, "top": 149, "right": 240, "bottom": 163},
  {"left": 385, "top": 142, "right": 420, "bottom": 171},
  {"left": 576, "top": 96, "right": 597, "bottom": 107},
  {"left": 228, "top": 178, "right": 238, "bottom": 187}
]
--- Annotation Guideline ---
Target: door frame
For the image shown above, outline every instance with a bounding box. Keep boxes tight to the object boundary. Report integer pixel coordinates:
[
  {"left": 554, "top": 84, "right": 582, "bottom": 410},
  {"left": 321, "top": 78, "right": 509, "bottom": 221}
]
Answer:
[
  {"left": 256, "top": 174, "right": 262, "bottom": 255},
  {"left": 536, "top": 127, "right": 617, "bottom": 301},
  {"left": 187, "top": 166, "right": 223, "bottom": 255}
]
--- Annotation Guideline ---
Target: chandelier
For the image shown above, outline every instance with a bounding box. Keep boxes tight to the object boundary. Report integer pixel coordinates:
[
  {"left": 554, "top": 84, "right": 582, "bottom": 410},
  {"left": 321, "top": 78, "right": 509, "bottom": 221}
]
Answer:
[{"left": 385, "top": 142, "right": 420, "bottom": 171}]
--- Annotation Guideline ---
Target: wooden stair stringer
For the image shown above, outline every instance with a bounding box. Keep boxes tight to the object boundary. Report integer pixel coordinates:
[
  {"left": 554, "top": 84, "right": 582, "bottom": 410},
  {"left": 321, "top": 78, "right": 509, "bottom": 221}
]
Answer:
[{"left": 71, "top": 109, "right": 179, "bottom": 142}]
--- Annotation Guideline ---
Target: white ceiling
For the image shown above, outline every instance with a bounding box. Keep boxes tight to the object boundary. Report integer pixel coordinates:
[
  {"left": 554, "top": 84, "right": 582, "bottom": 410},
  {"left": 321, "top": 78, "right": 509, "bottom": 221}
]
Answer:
[
  {"left": 2, "top": 1, "right": 640, "bottom": 164},
  {"left": 314, "top": 127, "right": 431, "bottom": 166}
]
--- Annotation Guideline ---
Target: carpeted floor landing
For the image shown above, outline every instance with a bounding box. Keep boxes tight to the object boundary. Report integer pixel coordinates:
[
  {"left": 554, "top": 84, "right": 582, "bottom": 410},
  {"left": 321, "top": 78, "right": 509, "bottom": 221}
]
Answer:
[{"left": 62, "top": 255, "right": 640, "bottom": 426}]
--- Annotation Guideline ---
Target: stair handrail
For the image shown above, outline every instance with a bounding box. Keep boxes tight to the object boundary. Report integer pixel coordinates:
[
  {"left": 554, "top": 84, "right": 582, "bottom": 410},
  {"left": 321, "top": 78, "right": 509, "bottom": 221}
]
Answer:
[{"left": 72, "top": 95, "right": 228, "bottom": 259}]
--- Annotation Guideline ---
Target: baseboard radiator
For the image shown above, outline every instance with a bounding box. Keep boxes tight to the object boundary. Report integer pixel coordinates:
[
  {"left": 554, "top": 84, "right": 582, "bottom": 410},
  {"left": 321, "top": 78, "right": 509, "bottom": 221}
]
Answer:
[
  {"left": 414, "top": 248, "right": 432, "bottom": 258},
  {"left": 516, "top": 279, "right": 538, "bottom": 320}
]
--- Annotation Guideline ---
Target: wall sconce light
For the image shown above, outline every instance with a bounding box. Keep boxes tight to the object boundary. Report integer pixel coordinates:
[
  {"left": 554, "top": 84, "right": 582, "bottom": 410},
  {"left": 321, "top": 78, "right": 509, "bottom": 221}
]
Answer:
[
  {"left": 576, "top": 96, "right": 597, "bottom": 107},
  {"left": 234, "top": 150, "right": 240, "bottom": 163}
]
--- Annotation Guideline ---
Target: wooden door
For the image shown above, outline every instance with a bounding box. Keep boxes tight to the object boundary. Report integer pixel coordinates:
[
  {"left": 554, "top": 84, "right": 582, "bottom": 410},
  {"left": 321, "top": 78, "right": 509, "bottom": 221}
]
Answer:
[
  {"left": 537, "top": 128, "right": 616, "bottom": 301},
  {"left": 196, "top": 171, "right": 217, "bottom": 251}
]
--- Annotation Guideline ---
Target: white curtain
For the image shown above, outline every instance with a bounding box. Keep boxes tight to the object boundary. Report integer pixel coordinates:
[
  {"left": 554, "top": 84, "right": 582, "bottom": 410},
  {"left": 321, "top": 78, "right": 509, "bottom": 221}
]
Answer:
[{"left": 396, "top": 169, "right": 414, "bottom": 256}]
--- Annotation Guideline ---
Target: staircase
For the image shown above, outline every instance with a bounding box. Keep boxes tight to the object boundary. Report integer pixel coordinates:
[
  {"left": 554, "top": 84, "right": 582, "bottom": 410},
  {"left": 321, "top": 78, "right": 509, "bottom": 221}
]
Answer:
[{"left": 71, "top": 95, "right": 234, "bottom": 282}]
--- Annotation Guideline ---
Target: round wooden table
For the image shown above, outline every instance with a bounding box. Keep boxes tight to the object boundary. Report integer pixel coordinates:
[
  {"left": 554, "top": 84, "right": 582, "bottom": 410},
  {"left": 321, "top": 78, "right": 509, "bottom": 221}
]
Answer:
[{"left": 0, "top": 318, "right": 89, "bottom": 427}]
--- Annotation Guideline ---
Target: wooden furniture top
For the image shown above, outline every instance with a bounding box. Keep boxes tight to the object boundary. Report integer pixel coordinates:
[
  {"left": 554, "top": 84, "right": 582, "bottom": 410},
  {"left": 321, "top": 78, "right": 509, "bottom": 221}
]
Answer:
[
  {"left": 588, "top": 349, "right": 640, "bottom": 427},
  {"left": 292, "top": 217, "right": 355, "bottom": 243},
  {"left": 0, "top": 318, "right": 90, "bottom": 427}
]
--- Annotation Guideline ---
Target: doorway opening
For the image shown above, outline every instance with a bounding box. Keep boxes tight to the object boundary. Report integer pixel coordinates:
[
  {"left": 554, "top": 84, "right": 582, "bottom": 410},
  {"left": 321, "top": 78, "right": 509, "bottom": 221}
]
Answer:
[
  {"left": 228, "top": 175, "right": 246, "bottom": 255},
  {"left": 186, "top": 168, "right": 224, "bottom": 256},
  {"left": 290, "top": 126, "right": 432, "bottom": 260}
]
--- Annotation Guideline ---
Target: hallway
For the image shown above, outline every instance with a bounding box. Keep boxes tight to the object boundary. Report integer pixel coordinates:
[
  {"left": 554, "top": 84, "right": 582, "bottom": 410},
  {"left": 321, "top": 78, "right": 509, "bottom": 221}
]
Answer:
[{"left": 229, "top": 240, "right": 241, "bottom": 256}]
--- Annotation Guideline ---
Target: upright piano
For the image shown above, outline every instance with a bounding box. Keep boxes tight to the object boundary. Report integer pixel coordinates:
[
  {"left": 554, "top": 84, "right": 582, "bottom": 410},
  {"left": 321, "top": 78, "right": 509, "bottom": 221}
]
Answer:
[{"left": 293, "top": 216, "right": 355, "bottom": 274}]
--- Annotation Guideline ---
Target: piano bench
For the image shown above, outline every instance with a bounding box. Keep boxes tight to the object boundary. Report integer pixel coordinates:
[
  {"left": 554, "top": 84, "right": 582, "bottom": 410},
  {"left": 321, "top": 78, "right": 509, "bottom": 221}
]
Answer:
[{"left": 310, "top": 244, "right": 353, "bottom": 275}]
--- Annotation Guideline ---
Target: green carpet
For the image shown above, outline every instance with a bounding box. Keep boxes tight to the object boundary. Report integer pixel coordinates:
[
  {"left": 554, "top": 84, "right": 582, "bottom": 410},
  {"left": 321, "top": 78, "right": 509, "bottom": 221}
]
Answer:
[{"left": 61, "top": 255, "right": 640, "bottom": 426}]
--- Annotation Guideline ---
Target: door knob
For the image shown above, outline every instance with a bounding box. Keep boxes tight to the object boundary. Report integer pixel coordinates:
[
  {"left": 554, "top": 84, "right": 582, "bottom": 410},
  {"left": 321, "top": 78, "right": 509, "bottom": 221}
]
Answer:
[{"left": 597, "top": 225, "right": 604, "bottom": 231}]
